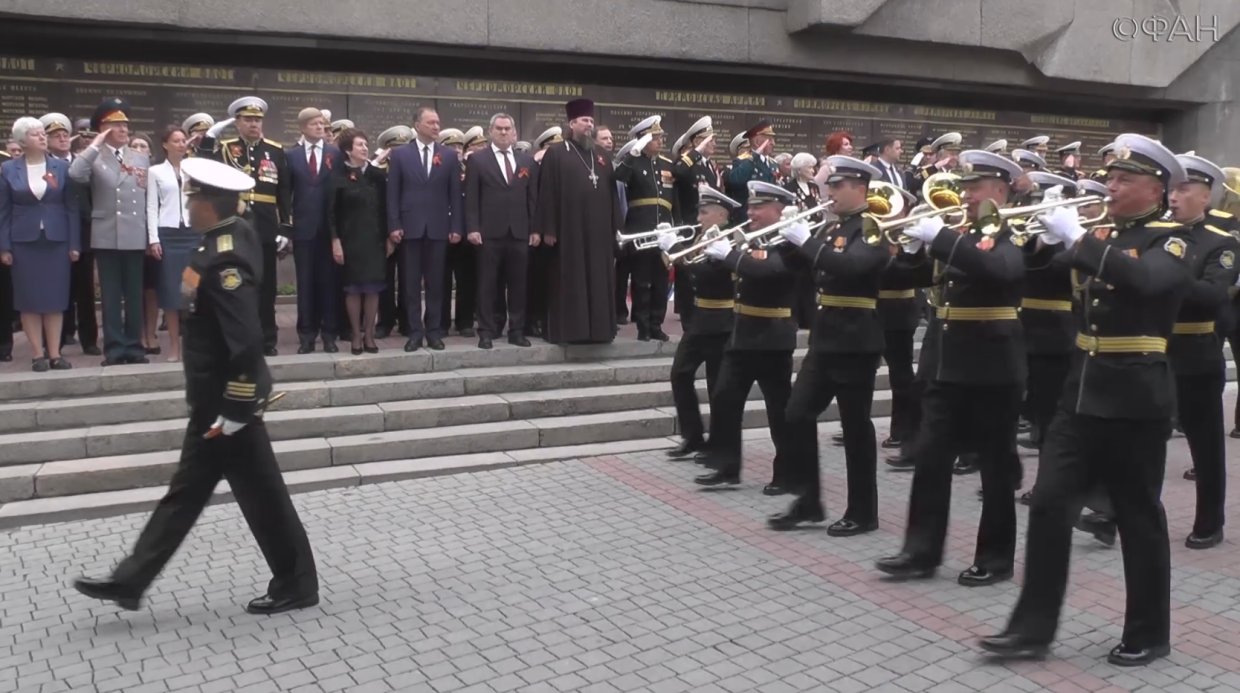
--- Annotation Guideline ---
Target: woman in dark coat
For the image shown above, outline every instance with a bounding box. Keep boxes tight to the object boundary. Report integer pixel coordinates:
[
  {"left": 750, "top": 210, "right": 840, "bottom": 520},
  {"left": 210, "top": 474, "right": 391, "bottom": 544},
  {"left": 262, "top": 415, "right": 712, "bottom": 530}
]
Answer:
[{"left": 328, "top": 129, "right": 389, "bottom": 354}]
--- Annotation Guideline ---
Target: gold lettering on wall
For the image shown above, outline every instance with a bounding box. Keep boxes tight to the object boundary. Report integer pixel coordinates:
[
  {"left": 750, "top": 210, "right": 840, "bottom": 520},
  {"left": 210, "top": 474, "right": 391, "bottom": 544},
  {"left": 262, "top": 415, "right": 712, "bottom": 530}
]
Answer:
[
  {"left": 454, "top": 81, "right": 582, "bottom": 97},
  {"left": 0, "top": 57, "right": 35, "bottom": 72},
  {"left": 83, "top": 62, "right": 235, "bottom": 80},
  {"left": 655, "top": 91, "right": 766, "bottom": 107},
  {"left": 793, "top": 99, "right": 890, "bottom": 114},
  {"left": 1030, "top": 115, "right": 1112, "bottom": 129},
  {"left": 276, "top": 72, "right": 418, "bottom": 89},
  {"left": 911, "top": 107, "right": 997, "bottom": 121}
]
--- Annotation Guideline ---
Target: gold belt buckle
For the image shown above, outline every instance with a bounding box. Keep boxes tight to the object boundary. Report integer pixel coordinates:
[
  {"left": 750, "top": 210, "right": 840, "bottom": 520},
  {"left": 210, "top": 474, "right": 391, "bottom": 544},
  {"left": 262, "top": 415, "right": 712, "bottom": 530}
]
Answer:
[{"left": 1082, "top": 335, "right": 1099, "bottom": 355}]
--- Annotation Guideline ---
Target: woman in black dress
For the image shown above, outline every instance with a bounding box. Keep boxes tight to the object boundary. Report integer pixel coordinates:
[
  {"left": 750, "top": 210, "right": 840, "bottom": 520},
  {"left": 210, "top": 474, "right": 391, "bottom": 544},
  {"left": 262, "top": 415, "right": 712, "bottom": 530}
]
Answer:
[{"left": 328, "top": 129, "right": 389, "bottom": 354}]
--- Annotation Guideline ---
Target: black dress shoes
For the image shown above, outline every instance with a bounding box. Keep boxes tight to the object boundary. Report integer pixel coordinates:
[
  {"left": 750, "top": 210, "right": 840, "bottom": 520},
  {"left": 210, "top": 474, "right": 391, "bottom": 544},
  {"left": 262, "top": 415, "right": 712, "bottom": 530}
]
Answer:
[
  {"left": 73, "top": 577, "right": 141, "bottom": 611},
  {"left": 263, "top": 346, "right": 279, "bottom": 357},
  {"left": 636, "top": 331, "right": 651, "bottom": 342},
  {"left": 297, "top": 340, "right": 315, "bottom": 355},
  {"left": 767, "top": 501, "right": 826, "bottom": 531},
  {"left": 404, "top": 338, "right": 422, "bottom": 352},
  {"left": 126, "top": 355, "right": 149, "bottom": 365},
  {"left": 1106, "top": 642, "right": 1170, "bottom": 667},
  {"left": 1075, "top": 512, "right": 1117, "bottom": 547},
  {"left": 508, "top": 335, "right": 531, "bottom": 347},
  {"left": 374, "top": 325, "right": 392, "bottom": 339},
  {"left": 874, "top": 553, "right": 937, "bottom": 580},
  {"left": 427, "top": 337, "right": 445, "bottom": 351},
  {"left": 885, "top": 455, "right": 916, "bottom": 471},
  {"left": 1183, "top": 468, "right": 1196, "bottom": 481},
  {"left": 245, "top": 592, "right": 319, "bottom": 615},
  {"left": 82, "top": 345, "right": 101, "bottom": 356},
  {"left": 952, "top": 455, "right": 978, "bottom": 475},
  {"left": 694, "top": 471, "right": 739, "bottom": 487},
  {"left": 957, "top": 565, "right": 1012, "bottom": 587},
  {"left": 478, "top": 336, "right": 493, "bottom": 350},
  {"left": 322, "top": 339, "right": 339, "bottom": 354},
  {"left": 1231, "top": 428, "right": 1240, "bottom": 439},
  {"left": 667, "top": 438, "right": 705, "bottom": 459},
  {"left": 977, "top": 632, "right": 1049, "bottom": 660},
  {"left": 762, "top": 483, "right": 795, "bottom": 496},
  {"left": 649, "top": 327, "right": 670, "bottom": 342},
  {"left": 458, "top": 327, "right": 476, "bottom": 338},
  {"left": 1186, "top": 528, "right": 1223, "bottom": 549},
  {"left": 827, "top": 518, "right": 878, "bottom": 537},
  {"left": 880, "top": 436, "right": 901, "bottom": 449},
  {"left": 0, "top": 350, "right": 11, "bottom": 362}
]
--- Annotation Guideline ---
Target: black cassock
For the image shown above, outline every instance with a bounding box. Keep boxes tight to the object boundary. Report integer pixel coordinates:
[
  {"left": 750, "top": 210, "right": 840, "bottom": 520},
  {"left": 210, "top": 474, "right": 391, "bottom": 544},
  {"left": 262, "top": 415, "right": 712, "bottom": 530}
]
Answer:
[{"left": 535, "top": 140, "right": 623, "bottom": 343}]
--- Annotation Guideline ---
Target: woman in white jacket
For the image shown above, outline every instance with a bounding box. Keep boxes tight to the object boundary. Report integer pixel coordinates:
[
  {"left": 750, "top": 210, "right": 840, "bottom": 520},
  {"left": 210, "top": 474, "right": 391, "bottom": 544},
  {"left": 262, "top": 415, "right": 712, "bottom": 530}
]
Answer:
[{"left": 145, "top": 126, "right": 193, "bottom": 362}]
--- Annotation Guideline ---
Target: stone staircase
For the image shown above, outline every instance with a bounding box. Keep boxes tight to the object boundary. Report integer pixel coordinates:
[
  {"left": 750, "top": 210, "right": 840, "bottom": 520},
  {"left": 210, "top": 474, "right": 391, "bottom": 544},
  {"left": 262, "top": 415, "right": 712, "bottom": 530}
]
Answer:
[{"left": 0, "top": 330, "right": 1231, "bottom": 528}]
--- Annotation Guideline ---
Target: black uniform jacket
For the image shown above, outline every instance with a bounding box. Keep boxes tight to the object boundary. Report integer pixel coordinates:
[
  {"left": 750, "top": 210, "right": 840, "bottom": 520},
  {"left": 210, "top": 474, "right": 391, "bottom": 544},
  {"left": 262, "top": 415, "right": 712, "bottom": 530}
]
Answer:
[
  {"left": 1168, "top": 210, "right": 1240, "bottom": 376},
  {"left": 719, "top": 244, "right": 801, "bottom": 352},
  {"left": 795, "top": 211, "right": 888, "bottom": 355},
  {"left": 614, "top": 153, "right": 680, "bottom": 234},
  {"left": 1020, "top": 240, "right": 1076, "bottom": 355},
  {"left": 202, "top": 135, "right": 292, "bottom": 241}
]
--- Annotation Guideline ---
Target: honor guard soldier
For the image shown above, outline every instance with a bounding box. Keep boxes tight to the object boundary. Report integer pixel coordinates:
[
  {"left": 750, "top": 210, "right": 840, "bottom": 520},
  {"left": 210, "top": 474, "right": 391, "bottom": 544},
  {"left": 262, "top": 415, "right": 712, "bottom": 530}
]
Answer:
[
  {"left": 769, "top": 156, "right": 889, "bottom": 534},
  {"left": 200, "top": 96, "right": 291, "bottom": 356},
  {"left": 1013, "top": 148, "right": 1047, "bottom": 173},
  {"left": 726, "top": 120, "right": 776, "bottom": 222},
  {"left": 1091, "top": 142, "right": 1117, "bottom": 182},
  {"left": 693, "top": 181, "right": 805, "bottom": 494},
  {"left": 876, "top": 149, "right": 1026, "bottom": 587},
  {"left": 1054, "top": 141, "right": 1082, "bottom": 180},
  {"left": 1166, "top": 153, "right": 1240, "bottom": 548},
  {"left": 877, "top": 187, "right": 923, "bottom": 452},
  {"left": 615, "top": 115, "right": 680, "bottom": 341},
  {"left": 371, "top": 125, "right": 413, "bottom": 340},
  {"left": 985, "top": 139, "right": 1009, "bottom": 154},
  {"left": 909, "top": 132, "right": 962, "bottom": 193},
  {"left": 182, "top": 113, "right": 214, "bottom": 158},
  {"left": 659, "top": 189, "right": 742, "bottom": 458},
  {"left": 981, "top": 134, "right": 1194, "bottom": 666},
  {"left": 1021, "top": 134, "right": 1051, "bottom": 159},
  {"left": 73, "top": 158, "right": 318, "bottom": 616}
]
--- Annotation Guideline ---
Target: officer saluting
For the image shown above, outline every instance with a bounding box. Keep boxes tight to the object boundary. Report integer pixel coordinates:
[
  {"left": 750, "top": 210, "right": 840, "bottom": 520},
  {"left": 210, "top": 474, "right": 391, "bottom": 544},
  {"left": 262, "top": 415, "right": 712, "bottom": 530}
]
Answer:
[
  {"left": 981, "top": 134, "right": 1194, "bottom": 666},
  {"left": 182, "top": 113, "right": 214, "bottom": 158},
  {"left": 671, "top": 116, "right": 720, "bottom": 220},
  {"left": 73, "top": 158, "right": 318, "bottom": 615},
  {"left": 200, "top": 96, "right": 292, "bottom": 356}
]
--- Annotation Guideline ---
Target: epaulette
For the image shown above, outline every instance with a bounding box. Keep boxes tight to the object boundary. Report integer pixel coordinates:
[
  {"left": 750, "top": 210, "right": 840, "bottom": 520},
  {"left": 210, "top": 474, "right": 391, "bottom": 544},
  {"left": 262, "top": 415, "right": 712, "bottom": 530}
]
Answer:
[
  {"left": 264, "top": 138, "right": 283, "bottom": 148},
  {"left": 1205, "top": 224, "right": 1232, "bottom": 237},
  {"left": 737, "top": 152, "right": 751, "bottom": 160},
  {"left": 219, "top": 137, "right": 239, "bottom": 145},
  {"left": 1146, "top": 221, "right": 1182, "bottom": 229},
  {"left": 680, "top": 154, "right": 693, "bottom": 167},
  {"left": 215, "top": 233, "right": 234, "bottom": 253},
  {"left": 1209, "top": 208, "right": 1234, "bottom": 219},
  {"left": 658, "top": 155, "right": 673, "bottom": 164}
]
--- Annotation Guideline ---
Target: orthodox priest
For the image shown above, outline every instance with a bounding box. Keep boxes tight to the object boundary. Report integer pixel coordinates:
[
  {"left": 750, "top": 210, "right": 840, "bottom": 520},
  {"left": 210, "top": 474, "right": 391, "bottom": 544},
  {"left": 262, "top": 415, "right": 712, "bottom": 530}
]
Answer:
[{"left": 535, "top": 98, "right": 624, "bottom": 343}]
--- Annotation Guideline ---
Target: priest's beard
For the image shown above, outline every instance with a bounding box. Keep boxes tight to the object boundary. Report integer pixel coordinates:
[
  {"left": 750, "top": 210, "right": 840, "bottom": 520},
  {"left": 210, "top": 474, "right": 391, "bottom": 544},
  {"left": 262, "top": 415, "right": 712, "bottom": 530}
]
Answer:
[{"left": 572, "top": 130, "right": 595, "bottom": 151}]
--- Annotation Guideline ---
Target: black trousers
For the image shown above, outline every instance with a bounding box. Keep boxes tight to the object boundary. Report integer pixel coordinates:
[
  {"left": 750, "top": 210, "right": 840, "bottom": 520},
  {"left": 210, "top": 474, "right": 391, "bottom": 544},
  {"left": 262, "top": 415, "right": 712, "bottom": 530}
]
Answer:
[
  {"left": 615, "top": 250, "right": 634, "bottom": 321},
  {"left": 785, "top": 352, "right": 879, "bottom": 522},
  {"left": 95, "top": 249, "right": 145, "bottom": 363},
  {"left": 1230, "top": 329, "right": 1240, "bottom": 432},
  {"left": 1006, "top": 411, "right": 1171, "bottom": 648},
  {"left": 477, "top": 237, "right": 528, "bottom": 339},
  {"left": 0, "top": 263, "right": 12, "bottom": 356},
  {"left": 62, "top": 248, "right": 98, "bottom": 349},
  {"left": 670, "top": 331, "right": 728, "bottom": 444},
  {"left": 259, "top": 242, "right": 278, "bottom": 351},
  {"left": 441, "top": 241, "right": 477, "bottom": 333},
  {"left": 378, "top": 253, "right": 408, "bottom": 336},
  {"left": 672, "top": 266, "right": 692, "bottom": 318},
  {"left": 1026, "top": 353, "right": 1071, "bottom": 446},
  {"left": 902, "top": 381, "right": 1020, "bottom": 571},
  {"left": 884, "top": 329, "right": 917, "bottom": 442},
  {"left": 293, "top": 234, "right": 338, "bottom": 341},
  {"left": 400, "top": 239, "right": 448, "bottom": 342},
  {"left": 705, "top": 349, "right": 794, "bottom": 484},
  {"left": 630, "top": 249, "right": 668, "bottom": 334},
  {"left": 527, "top": 245, "right": 549, "bottom": 334},
  {"left": 1177, "top": 372, "right": 1227, "bottom": 536},
  {"left": 111, "top": 419, "right": 318, "bottom": 599}
]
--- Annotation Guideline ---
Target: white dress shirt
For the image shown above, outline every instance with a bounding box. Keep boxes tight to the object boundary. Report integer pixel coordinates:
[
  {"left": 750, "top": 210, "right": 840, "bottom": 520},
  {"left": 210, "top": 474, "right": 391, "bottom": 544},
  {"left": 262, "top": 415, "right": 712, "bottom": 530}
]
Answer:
[
  {"left": 303, "top": 138, "right": 323, "bottom": 166},
  {"left": 491, "top": 143, "right": 514, "bottom": 183},
  {"left": 146, "top": 160, "right": 189, "bottom": 243},
  {"left": 27, "top": 161, "right": 47, "bottom": 200}
]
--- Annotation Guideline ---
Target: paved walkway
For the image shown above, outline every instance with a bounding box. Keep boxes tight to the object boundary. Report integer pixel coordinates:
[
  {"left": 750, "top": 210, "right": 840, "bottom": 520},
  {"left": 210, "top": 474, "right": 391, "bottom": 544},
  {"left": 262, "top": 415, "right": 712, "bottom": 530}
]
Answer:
[{"left": 0, "top": 420, "right": 1238, "bottom": 693}]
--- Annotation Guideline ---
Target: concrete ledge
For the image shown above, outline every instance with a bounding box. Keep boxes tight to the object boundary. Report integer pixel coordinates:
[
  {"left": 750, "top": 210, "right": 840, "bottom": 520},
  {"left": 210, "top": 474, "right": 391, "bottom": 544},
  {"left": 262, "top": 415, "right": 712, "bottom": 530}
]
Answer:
[
  {"left": 85, "top": 419, "right": 186, "bottom": 458},
  {"left": 328, "top": 420, "right": 540, "bottom": 466},
  {"left": 380, "top": 395, "right": 510, "bottom": 430},
  {"left": 503, "top": 382, "right": 671, "bottom": 419},
  {"left": 0, "top": 464, "right": 38, "bottom": 502},
  {"left": 0, "top": 429, "right": 87, "bottom": 466},
  {"left": 430, "top": 342, "right": 564, "bottom": 370},
  {"left": 267, "top": 354, "right": 338, "bottom": 382},
  {"left": 327, "top": 373, "right": 465, "bottom": 407},
  {"left": 534, "top": 409, "right": 677, "bottom": 447},
  {"left": 462, "top": 363, "right": 615, "bottom": 395},
  {"left": 263, "top": 405, "right": 385, "bottom": 441},
  {"left": 36, "top": 391, "right": 185, "bottom": 430},
  {"left": 330, "top": 350, "right": 433, "bottom": 378},
  {"left": 98, "top": 365, "right": 185, "bottom": 394},
  {"left": 0, "top": 403, "right": 37, "bottom": 432}
]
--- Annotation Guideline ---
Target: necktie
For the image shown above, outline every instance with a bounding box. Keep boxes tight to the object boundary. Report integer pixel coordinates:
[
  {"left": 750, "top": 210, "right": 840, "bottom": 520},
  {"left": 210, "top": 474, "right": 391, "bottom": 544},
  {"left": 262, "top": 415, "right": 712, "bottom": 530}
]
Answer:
[
  {"left": 115, "top": 148, "right": 124, "bottom": 165},
  {"left": 501, "top": 150, "right": 514, "bottom": 184},
  {"left": 309, "top": 144, "right": 318, "bottom": 180},
  {"left": 889, "top": 163, "right": 902, "bottom": 189},
  {"left": 423, "top": 145, "right": 432, "bottom": 176}
]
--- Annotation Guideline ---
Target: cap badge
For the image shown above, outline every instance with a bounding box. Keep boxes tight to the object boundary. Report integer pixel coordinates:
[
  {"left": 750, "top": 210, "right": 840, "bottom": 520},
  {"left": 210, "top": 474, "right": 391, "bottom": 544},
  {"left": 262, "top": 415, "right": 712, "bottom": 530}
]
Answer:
[
  {"left": 1114, "top": 145, "right": 1132, "bottom": 161},
  {"left": 959, "top": 161, "right": 973, "bottom": 174}
]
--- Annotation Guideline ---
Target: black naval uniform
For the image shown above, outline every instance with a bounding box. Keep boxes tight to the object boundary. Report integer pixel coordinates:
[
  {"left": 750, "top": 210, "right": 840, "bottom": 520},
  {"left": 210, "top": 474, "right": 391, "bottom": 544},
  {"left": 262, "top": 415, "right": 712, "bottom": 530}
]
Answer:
[
  {"left": 777, "top": 209, "right": 888, "bottom": 531},
  {"left": 784, "top": 179, "right": 824, "bottom": 330},
  {"left": 999, "top": 212, "right": 1191, "bottom": 657},
  {"left": 1170, "top": 211, "right": 1240, "bottom": 542},
  {"left": 108, "top": 217, "right": 317, "bottom": 601},
  {"left": 614, "top": 152, "right": 680, "bottom": 339},
  {"left": 696, "top": 245, "right": 800, "bottom": 488},
  {"left": 672, "top": 149, "right": 719, "bottom": 319},
  {"left": 204, "top": 135, "right": 291, "bottom": 353},
  {"left": 1019, "top": 240, "right": 1076, "bottom": 448},
  {"left": 885, "top": 221, "right": 1025, "bottom": 580},
  {"left": 668, "top": 259, "right": 735, "bottom": 449},
  {"left": 878, "top": 261, "right": 923, "bottom": 448},
  {"left": 442, "top": 158, "right": 477, "bottom": 335}
]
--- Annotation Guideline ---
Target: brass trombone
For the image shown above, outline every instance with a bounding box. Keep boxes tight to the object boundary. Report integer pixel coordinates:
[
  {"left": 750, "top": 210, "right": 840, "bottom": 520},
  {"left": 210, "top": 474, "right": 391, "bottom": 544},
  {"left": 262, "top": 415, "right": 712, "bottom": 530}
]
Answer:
[
  {"left": 662, "top": 222, "right": 747, "bottom": 266},
  {"left": 617, "top": 223, "right": 699, "bottom": 250}
]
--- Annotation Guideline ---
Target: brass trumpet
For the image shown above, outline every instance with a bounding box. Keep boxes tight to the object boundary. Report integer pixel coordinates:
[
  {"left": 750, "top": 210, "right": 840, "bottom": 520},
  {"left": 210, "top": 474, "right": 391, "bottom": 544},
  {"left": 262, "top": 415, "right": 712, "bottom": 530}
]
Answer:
[
  {"left": 662, "top": 222, "right": 747, "bottom": 266},
  {"left": 617, "top": 223, "right": 700, "bottom": 250},
  {"left": 733, "top": 201, "right": 835, "bottom": 250},
  {"left": 978, "top": 196, "right": 1110, "bottom": 237},
  {"left": 861, "top": 203, "right": 970, "bottom": 246}
]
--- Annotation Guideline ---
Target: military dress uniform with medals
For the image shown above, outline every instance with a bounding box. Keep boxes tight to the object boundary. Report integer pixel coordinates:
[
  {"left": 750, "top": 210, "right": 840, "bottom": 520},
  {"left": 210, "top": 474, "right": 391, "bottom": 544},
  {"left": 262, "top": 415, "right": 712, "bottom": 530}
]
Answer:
[
  {"left": 671, "top": 117, "right": 720, "bottom": 320},
  {"left": 770, "top": 158, "right": 890, "bottom": 535},
  {"left": 985, "top": 135, "right": 1195, "bottom": 667},
  {"left": 725, "top": 121, "right": 775, "bottom": 224},
  {"left": 73, "top": 159, "right": 317, "bottom": 615}
]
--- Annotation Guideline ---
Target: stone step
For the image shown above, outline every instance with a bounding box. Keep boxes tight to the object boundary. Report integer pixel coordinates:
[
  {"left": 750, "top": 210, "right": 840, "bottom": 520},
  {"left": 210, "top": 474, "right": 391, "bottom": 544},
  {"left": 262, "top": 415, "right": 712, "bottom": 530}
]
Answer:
[{"left": 4, "top": 390, "right": 893, "bottom": 502}]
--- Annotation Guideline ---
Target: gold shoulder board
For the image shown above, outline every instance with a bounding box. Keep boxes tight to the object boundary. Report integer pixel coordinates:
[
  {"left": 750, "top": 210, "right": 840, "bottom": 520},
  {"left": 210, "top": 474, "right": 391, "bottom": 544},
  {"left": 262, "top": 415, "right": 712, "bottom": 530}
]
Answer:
[
  {"left": 216, "top": 234, "right": 233, "bottom": 253},
  {"left": 1147, "top": 221, "right": 1182, "bottom": 228},
  {"left": 263, "top": 138, "right": 283, "bottom": 148},
  {"left": 1205, "top": 224, "right": 1232, "bottom": 237},
  {"left": 1209, "top": 208, "right": 1235, "bottom": 219},
  {"left": 737, "top": 152, "right": 752, "bottom": 160},
  {"left": 680, "top": 154, "right": 693, "bottom": 166}
]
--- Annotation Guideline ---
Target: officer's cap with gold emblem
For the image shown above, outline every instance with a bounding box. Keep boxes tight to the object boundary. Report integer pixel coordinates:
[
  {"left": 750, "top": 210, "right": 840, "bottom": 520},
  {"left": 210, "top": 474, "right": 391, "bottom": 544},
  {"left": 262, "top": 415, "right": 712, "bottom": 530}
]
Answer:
[
  {"left": 957, "top": 150, "right": 1024, "bottom": 184},
  {"left": 1027, "top": 171, "right": 1078, "bottom": 196},
  {"left": 1176, "top": 153, "right": 1225, "bottom": 198},
  {"left": 629, "top": 116, "right": 664, "bottom": 139},
  {"left": 39, "top": 113, "right": 71, "bottom": 135},
  {"left": 699, "top": 187, "right": 741, "bottom": 210},
  {"left": 330, "top": 119, "right": 355, "bottom": 136},
  {"left": 181, "top": 157, "right": 256, "bottom": 197},
  {"left": 614, "top": 137, "right": 640, "bottom": 164},
  {"left": 825, "top": 155, "right": 881, "bottom": 184},
  {"left": 1021, "top": 135, "right": 1050, "bottom": 149},
  {"left": 1077, "top": 178, "right": 1109, "bottom": 198},
  {"left": 228, "top": 96, "right": 268, "bottom": 119},
  {"left": 930, "top": 132, "right": 962, "bottom": 153},
  {"left": 985, "top": 139, "right": 1008, "bottom": 154},
  {"left": 535, "top": 126, "right": 562, "bottom": 150},
  {"left": 514, "top": 140, "right": 531, "bottom": 154},
  {"left": 747, "top": 180, "right": 797, "bottom": 206},
  {"left": 744, "top": 120, "right": 774, "bottom": 140},
  {"left": 90, "top": 97, "right": 131, "bottom": 131},
  {"left": 1055, "top": 141, "right": 1081, "bottom": 157},
  {"left": 729, "top": 132, "right": 749, "bottom": 158},
  {"left": 1011, "top": 148, "right": 1047, "bottom": 171},
  {"left": 438, "top": 128, "right": 465, "bottom": 147},
  {"left": 463, "top": 126, "right": 486, "bottom": 148},
  {"left": 685, "top": 116, "right": 712, "bottom": 143},
  {"left": 376, "top": 125, "right": 413, "bottom": 150},
  {"left": 182, "top": 113, "right": 215, "bottom": 135},
  {"left": 1107, "top": 133, "right": 1186, "bottom": 187}
]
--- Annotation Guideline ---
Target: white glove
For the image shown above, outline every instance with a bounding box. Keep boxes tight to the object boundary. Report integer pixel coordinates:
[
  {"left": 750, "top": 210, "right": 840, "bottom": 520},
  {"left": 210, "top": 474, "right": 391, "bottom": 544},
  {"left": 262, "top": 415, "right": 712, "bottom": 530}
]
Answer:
[
  {"left": 209, "top": 415, "right": 246, "bottom": 436},
  {"left": 904, "top": 216, "right": 945, "bottom": 244},
  {"left": 206, "top": 117, "right": 235, "bottom": 139},
  {"left": 779, "top": 221, "right": 811, "bottom": 247},
  {"left": 1036, "top": 205, "right": 1086, "bottom": 245},
  {"left": 630, "top": 134, "right": 652, "bottom": 155},
  {"left": 781, "top": 205, "right": 800, "bottom": 220},
  {"left": 703, "top": 239, "right": 731, "bottom": 261},
  {"left": 1043, "top": 185, "right": 1065, "bottom": 204},
  {"left": 655, "top": 222, "right": 671, "bottom": 231},
  {"left": 657, "top": 231, "right": 679, "bottom": 253},
  {"left": 275, "top": 235, "right": 291, "bottom": 253},
  {"left": 901, "top": 238, "right": 925, "bottom": 254}
]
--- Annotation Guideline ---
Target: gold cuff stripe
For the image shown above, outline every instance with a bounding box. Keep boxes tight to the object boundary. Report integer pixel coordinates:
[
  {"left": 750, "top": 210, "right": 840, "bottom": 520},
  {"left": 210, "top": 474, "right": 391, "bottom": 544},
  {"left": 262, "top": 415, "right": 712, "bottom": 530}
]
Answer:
[
  {"left": 1172, "top": 321, "right": 1215, "bottom": 335},
  {"left": 878, "top": 290, "right": 916, "bottom": 300},
  {"left": 694, "top": 298, "right": 735, "bottom": 309},
  {"left": 934, "top": 306, "right": 1019, "bottom": 321},
  {"left": 817, "top": 294, "right": 878, "bottom": 310},
  {"left": 1075, "top": 333, "right": 1167, "bottom": 354}
]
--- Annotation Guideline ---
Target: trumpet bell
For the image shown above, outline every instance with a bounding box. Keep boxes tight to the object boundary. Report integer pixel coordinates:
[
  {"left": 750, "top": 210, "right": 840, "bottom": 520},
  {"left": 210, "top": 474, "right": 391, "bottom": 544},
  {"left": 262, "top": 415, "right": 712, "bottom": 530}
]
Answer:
[
  {"left": 1219, "top": 167, "right": 1240, "bottom": 218},
  {"left": 866, "top": 180, "right": 905, "bottom": 221},
  {"left": 922, "top": 172, "right": 963, "bottom": 211}
]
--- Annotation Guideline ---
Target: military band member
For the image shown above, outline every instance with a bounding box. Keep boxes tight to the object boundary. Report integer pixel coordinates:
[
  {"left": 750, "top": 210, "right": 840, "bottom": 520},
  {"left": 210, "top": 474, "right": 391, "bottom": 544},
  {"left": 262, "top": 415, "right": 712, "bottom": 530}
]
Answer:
[
  {"left": 660, "top": 189, "right": 741, "bottom": 458},
  {"left": 877, "top": 187, "right": 923, "bottom": 451},
  {"left": 693, "top": 181, "right": 804, "bottom": 493},
  {"left": 981, "top": 134, "right": 1193, "bottom": 666},
  {"left": 908, "top": 132, "right": 962, "bottom": 193},
  {"left": 1054, "top": 141, "right": 1082, "bottom": 181},
  {"left": 671, "top": 116, "right": 720, "bottom": 319},
  {"left": 182, "top": 113, "right": 214, "bottom": 158},
  {"left": 1012, "top": 148, "right": 1047, "bottom": 173},
  {"left": 768, "top": 157, "right": 889, "bottom": 534},
  {"left": 1091, "top": 142, "right": 1118, "bottom": 182},
  {"left": 1021, "top": 134, "right": 1051, "bottom": 159},
  {"left": 904, "top": 136, "right": 934, "bottom": 192},
  {"left": 985, "top": 139, "right": 1008, "bottom": 154},
  {"left": 876, "top": 150, "right": 1026, "bottom": 587},
  {"left": 1166, "top": 153, "right": 1240, "bottom": 549},
  {"left": 615, "top": 115, "right": 679, "bottom": 342},
  {"left": 200, "top": 96, "right": 291, "bottom": 356},
  {"left": 726, "top": 120, "right": 775, "bottom": 222},
  {"left": 72, "top": 158, "right": 318, "bottom": 616},
  {"left": 373, "top": 125, "right": 413, "bottom": 340}
]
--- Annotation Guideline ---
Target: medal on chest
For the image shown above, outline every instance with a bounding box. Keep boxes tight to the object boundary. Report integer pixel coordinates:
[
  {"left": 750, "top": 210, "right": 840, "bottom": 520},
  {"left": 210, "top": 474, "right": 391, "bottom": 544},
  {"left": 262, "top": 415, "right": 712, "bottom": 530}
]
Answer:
[
  {"left": 181, "top": 264, "right": 201, "bottom": 312},
  {"left": 832, "top": 236, "right": 847, "bottom": 253},
  {"left": 258, "top": 155, "right": 278, "bottom": 184}
]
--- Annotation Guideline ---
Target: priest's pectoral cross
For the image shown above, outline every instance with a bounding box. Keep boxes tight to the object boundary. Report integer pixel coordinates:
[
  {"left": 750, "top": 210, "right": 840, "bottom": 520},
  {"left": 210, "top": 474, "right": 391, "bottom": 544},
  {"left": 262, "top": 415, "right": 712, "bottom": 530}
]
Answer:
[{"left": 588, "top": 171, "right": 599, "bottom": 189}]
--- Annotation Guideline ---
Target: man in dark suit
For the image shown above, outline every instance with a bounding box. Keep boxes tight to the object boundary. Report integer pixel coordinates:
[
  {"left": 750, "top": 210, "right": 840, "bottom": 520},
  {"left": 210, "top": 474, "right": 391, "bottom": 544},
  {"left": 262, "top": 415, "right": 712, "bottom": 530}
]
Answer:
[
  {"left": 872, "top": 139, "right": 906, "bottom": 191},
  {"left": 283, "top": 107, "right": 342, "bottom": 354},
  {"left": 464, "top": 113, "right": 537, "bottom": 350},
  {"left": 386, "top": 106, "right": 462, "bottom": 351}
]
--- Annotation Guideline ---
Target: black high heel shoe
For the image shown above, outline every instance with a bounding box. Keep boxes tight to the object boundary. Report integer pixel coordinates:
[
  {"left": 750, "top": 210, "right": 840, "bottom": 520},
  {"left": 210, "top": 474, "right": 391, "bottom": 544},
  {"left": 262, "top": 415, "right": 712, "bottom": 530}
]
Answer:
[
  {"left": 363, "top": 341, "right": 379, "bottom": 354},
  {"left": 351, "top": 341, "right": 364, "bottom": 356}
]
